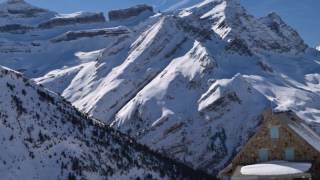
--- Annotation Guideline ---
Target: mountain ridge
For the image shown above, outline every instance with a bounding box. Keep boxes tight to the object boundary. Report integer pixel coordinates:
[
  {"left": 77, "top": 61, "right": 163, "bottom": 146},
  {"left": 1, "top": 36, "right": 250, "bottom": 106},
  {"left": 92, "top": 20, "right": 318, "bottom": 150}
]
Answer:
[{"left": 0, "top": 65, "right": 214, "bottom": 179}]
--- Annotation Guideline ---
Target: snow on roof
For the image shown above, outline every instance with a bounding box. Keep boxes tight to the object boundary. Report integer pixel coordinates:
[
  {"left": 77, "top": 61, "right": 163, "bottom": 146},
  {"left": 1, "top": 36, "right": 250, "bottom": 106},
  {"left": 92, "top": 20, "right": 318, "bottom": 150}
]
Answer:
[
  {"left": 240, "top": 161, "right": 311, "bottom": 176},
  {"left": 288, "top": 119, "right": 320, "bottom": 152}
]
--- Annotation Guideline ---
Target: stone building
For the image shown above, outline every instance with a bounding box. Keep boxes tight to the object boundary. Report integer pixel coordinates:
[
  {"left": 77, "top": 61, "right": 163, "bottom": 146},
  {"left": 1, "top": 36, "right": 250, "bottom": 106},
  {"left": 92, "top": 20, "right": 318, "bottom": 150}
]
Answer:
[{"left": 219, "top": 109, "right": 320, "bottom": 179}]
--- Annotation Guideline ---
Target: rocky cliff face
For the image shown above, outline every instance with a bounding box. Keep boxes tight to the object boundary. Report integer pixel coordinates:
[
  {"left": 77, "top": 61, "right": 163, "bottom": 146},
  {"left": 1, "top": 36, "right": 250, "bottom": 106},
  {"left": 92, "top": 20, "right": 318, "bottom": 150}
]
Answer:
[
  {"left": 178, "top": 0, "right": 307, "bottom": 53},
  {"left": 108, "top": 4, "right": 154, "bottom": 21},
  {"left": 38, "top": 12, "right": 106, "bottom": 29},
  {"left": 51, "top": 26, "right": 131, "bottom": 43},
  {"left": 258, "top": 12, "right": 307, "bottom": 52}
]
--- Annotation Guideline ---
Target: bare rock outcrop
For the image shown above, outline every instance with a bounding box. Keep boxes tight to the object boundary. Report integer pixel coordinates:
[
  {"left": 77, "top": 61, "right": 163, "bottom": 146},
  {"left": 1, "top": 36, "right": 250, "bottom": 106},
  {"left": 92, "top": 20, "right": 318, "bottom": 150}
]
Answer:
[
  {"left": 38, "top": 12, "right": 106, "bottom": 29},
  {"left": 108, "top": 4, "right": 154, "bottom": 21},
  {"left": 51, "top": 26, "right": 130, "bottom": 42}
]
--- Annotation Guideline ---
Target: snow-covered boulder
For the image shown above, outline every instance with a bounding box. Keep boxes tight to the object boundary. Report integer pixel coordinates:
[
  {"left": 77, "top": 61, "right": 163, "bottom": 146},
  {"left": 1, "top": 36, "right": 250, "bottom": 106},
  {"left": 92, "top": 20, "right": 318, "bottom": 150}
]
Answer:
[{"left": 108, "top": 4, "right": 154, "bottom": 21}]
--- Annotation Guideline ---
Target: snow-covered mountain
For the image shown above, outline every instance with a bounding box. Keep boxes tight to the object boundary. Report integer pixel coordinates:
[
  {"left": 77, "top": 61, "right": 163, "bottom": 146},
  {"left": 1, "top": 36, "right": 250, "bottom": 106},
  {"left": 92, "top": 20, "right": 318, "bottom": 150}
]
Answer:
[
  {"left": 0, "top": 0, "right": 106, "bottom": 29},
  {"left": 0, "top": 0, "right": 152, "bottom": 77},
  {"left": 317, "top": 45, "right": 320, "bottom": 51},
  {"left": 0, "top": 65, "right": 213, "bottom": 179},
  {"left": 1, "top": 0, "right": 320, "bottom": 177},
  {"left": 177, "top": 0, "right": 307, "bottom": 53},
  {"left": 0, "top": 0, "right": 56, "bottom": 26}
]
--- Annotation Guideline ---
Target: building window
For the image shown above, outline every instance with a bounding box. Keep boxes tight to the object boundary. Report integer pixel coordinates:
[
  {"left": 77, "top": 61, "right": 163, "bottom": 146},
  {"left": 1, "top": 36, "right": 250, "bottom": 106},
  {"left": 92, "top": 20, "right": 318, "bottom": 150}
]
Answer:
[
  {"left": 285, "top": 148, "right": 295, "bottom": 161},
  {"left": 270, "top": 126, "right": 279, "bottom": 139},
  {"left": 258, "top": 148, "right": 269, "bottom": 162}
]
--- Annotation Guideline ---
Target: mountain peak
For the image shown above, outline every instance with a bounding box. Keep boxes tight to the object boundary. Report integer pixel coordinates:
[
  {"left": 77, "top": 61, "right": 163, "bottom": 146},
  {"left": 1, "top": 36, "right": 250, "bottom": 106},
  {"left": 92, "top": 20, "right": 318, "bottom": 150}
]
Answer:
[
  {"left": 261, "top": 12, "right": 286, "bottom": 26},
  {"left": 266, "top": 12, "right": 281, "bottom": 19},
  {"left": 178, "top": 0, "right": 307, "bottom": 53}
]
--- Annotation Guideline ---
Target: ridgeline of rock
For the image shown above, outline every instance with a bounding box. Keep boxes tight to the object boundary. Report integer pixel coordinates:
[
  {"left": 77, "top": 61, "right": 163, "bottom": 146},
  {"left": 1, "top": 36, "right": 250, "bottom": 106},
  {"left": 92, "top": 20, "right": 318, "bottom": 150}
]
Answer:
[
  {"left": 51, "top": 26, "right": 131, "bottom": 43},
  {"left": 38, "top": 12, "right": 106, "bottom": 29},
  {"left": 108, "top": 4, "right": 154, "bottom": 21}
]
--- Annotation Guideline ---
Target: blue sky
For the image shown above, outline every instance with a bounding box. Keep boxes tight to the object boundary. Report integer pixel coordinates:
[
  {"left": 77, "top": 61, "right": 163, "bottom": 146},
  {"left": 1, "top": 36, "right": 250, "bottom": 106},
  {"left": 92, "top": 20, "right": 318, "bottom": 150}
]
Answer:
[{"left": 2, "top": 0, "right": 319, "bottom": 47}]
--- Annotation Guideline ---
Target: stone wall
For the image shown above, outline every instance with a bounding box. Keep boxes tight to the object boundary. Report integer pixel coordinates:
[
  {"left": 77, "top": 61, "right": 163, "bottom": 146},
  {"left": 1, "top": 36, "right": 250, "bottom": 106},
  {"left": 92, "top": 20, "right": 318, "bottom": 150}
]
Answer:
[{"left": 228, "top": 111, "right": 320, "bottom": 178}]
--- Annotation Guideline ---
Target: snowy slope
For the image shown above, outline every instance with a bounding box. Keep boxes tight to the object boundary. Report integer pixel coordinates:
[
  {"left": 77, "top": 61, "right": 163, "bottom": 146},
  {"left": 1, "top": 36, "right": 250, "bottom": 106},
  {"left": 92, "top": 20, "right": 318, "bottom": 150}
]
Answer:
[
  {"left": 1, "top": 0, "right": 320, "bottom": 177},
  {"left": 0, "top": 65, "right": 214, "bottom": 180}
]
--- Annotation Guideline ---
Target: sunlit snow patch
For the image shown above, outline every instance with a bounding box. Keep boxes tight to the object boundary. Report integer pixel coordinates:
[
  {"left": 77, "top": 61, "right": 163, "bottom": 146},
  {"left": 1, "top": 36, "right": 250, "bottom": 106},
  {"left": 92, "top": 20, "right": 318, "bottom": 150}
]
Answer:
[{"left": 75, "top": 49, "right": 104, "bottom": 63}]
